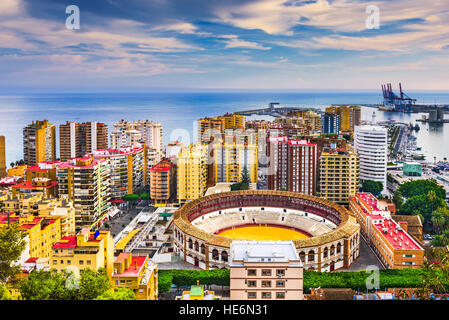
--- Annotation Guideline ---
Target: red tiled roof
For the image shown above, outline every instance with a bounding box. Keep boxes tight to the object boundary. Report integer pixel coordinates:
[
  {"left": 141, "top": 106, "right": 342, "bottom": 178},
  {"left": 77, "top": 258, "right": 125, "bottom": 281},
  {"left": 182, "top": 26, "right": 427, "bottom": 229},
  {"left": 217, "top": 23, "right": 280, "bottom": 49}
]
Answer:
[
  {"left": 151, "top": 160, "right": 174, "bottom": 171},
  {"left": 114, "top": 256, "right": 147, "bottom": 277},
  {"left": 52, "top": 236, "right": 77, "bottom": 249},
  {"left": 11, "top": 180, "right": 58, "bottom": 189},
  {"left": 356, "top": 193, "right": 421, "bottom": 251}
]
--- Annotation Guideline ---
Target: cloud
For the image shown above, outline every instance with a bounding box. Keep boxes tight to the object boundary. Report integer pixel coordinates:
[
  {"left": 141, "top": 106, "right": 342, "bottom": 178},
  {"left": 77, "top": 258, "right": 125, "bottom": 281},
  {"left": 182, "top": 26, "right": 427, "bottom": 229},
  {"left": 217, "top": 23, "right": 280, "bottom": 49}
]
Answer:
[{"left": 220, "top": 35, "right": 271, "bottom": 50}]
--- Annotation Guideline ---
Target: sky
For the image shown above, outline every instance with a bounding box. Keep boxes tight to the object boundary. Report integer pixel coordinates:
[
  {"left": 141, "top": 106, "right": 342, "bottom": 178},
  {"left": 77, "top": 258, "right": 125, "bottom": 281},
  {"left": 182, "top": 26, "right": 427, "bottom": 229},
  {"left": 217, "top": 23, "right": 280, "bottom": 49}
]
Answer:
[{"left": 1, "top": 0, "right": 449, "bottom": 92}]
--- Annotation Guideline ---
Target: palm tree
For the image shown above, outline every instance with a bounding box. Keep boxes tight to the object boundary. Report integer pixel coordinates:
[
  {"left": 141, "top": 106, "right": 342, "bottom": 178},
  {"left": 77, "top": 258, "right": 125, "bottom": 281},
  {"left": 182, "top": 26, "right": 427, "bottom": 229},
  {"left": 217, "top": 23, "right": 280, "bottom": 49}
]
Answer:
[
  {"left": 428, "top": 190, "right": 437, "bottom": 213},
  {"left": 431, "top": 211, "right": 446, "bottom": 234}
]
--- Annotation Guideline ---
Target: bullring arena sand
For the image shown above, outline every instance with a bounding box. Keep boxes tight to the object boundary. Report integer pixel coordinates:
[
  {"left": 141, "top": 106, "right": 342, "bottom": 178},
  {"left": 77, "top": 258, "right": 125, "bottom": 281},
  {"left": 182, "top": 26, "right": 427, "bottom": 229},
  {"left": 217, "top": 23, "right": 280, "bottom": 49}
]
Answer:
[{"left": 217, "top": 225, "right": 309, "bottom": 241}]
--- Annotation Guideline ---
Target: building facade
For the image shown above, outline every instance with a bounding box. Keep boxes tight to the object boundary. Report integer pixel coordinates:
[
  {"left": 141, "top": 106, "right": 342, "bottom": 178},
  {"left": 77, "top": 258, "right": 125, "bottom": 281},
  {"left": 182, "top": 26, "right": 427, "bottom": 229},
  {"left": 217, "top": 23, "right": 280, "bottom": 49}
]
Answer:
[
  {"left": 176, "top": 144, "right": 208, "bottom": 205},
  {"left": 354, "top": 125, "right": 388, "bottom": 190},
  {"left": 321, "top": 113, "right": 341, "bottom": 135},
  {"left": 0, "top": 136, "right": 5, "bottom": 178},
  {"left": 51, "top": 228, "right": 114, "bottom": 277},
  {"left": 150, "top": 159, "right": 176, "bottom": 206},
  {"left": 112, "top": 253, "right": 158, "bottom": 300},
  {"left": 267, "top": 137, "right": 317, "bottom": 195},
  {"left": 59, "top": 122, "right": 108, "bottom": 161},
  {"left": 56, "top": 157, "right": 111, "bottom": 230},
  {"left": 325, "top": 106, "right": 361, "bottom": 133},
  {"left": 92, "top": 146, "right": 147, "bottom": 200},
  {"left": 111, "top": 120, "right": 162, "bottom": 152},
  {"left": 230, "top": 241, "right": 303, "bottom": 300},
  {"left": 0, "top": 213, "right": 61, "bottom": 259},
  {"left": 23, "top": 120, "right": 56, "bottom": 166},
  {"left": 319, "top": 149, "right": 359, "bottom": 206},
  {"left": 210, "top": 135, "right": 258, "bottom": 185},
  {"left": 349, "top": 193, "right": 424, "bottom": 268}
]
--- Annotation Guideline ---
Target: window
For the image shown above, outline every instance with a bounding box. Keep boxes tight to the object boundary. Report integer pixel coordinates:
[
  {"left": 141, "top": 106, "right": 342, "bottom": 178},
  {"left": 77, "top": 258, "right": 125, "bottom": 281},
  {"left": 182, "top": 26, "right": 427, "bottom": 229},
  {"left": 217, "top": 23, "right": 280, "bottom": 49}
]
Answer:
[
  {"left": 79, "top": 260, "right": 84, "bottom": 265},
  {"left": 67, "top": 260, "right": 71, "bottom": 265},
  {"left": 87, "top": 260, "right": 91, "bottom": 265},
  {"left": 262, "top": 292, "right": 271, "bottom": 299},
  {"left": 262, "top": 269, "right": 271, "bottom": 276},
  {"left": 115, "top": 280, "right": 118, "bottom": 285},
  {"left": 276, "top": 292, "right": 285, "bottom": 299},
  {"left": 120, "top": 280, "right": 125, "bottom": 284},
  {"left": 247, "top": 292, "right": 257, "bottom": 299},
  {"left": 247, "top": 269, "right": 257, "bottom": 276},
  {"left": 53, "top": 260, "right": 57, "bottom": 265},
  {"left": 262, "top": 281, "right": 271, "bottom": 287},
  {"left": 248, "top": 280, "right": 256, "bottom": 287},
  {"left": 276, "top": 269, "right": 285, "bottom": 277},
  {"left": 139, "top": 289, "right": 144, "bottom": 293},
  {"left": 276, "top": 280, "right": 285, "bottom": 287}
]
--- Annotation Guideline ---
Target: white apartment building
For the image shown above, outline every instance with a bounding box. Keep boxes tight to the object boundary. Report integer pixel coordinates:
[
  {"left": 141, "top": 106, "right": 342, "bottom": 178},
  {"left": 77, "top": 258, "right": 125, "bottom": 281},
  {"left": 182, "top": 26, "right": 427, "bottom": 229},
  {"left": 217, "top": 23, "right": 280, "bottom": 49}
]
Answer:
[
  {"left": 111, "top": 120, "right": 163, "bottom": 152},
  {"left": 354, "top": 125, "right": 388, "bottom": 191},
  {"left": 229, "top": 241, "right": 304, "bottom": 300}
]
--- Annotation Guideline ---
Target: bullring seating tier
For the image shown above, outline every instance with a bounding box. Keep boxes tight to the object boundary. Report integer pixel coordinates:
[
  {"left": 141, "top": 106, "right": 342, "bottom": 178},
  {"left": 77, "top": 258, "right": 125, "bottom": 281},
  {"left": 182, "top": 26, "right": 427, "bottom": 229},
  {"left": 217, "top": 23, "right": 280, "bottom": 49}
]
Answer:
[{"left": 191, "top": 207, "right": 335, "bottom": 237}]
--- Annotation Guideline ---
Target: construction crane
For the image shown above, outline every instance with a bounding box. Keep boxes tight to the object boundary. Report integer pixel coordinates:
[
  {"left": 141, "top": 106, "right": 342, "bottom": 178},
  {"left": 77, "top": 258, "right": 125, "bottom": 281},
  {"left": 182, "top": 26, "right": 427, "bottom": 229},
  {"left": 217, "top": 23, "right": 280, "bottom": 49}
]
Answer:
[{"left": 381, "top": 82, "right": 416, "bottom": 112}]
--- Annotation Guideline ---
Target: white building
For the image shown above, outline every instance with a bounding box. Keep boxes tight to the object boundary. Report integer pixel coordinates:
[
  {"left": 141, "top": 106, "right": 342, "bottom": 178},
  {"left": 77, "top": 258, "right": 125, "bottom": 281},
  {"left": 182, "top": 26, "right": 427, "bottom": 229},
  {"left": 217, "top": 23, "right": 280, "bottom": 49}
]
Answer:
[
  {"left": 354, "top": 125, "right": 388, "bottom": 191},
  {"left": 229, "top": 240, "right": 304, "bottom": 300},
  {"left": 111, "top": 120, "right": 162, "bottom": 152}
]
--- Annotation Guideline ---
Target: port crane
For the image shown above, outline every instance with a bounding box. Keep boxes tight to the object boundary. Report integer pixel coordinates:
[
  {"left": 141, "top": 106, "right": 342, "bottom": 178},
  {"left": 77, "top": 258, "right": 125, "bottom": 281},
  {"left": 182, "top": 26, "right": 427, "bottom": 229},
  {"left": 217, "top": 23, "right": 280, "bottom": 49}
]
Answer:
[{"left": 381, "top": 82, "right": 417, "bottom": 112}]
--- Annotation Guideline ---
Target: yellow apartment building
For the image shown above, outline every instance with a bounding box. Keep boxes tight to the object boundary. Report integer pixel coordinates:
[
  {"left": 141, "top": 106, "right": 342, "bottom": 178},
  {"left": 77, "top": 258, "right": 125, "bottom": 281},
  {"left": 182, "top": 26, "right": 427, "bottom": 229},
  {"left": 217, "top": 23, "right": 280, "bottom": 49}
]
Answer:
[
  {"left": 51, "top": 228, "right": 114, "bottom": 278},
  {"left": 210, "top": 138, "right": 258, "bottom": 185},
  {"left": 112, "top": 253, "right": 158, "bottom": 300},
  {"left": 0, "top": 213, "right": 61, "bottom": 259},
  {"left": 176, "top": 144, "right": 208, "bottom": 205},
  {"left": 8, "top": 165, "right": 28, "bottom": 177},
  {"left": 319, "top": 149, "right": 359, "bottom": 206},
  {"left": 222, "top": 113, "right": 245, "bottom": 130},
  {"left": 0, "top": 192, "right": 75, "bottom": 237}
]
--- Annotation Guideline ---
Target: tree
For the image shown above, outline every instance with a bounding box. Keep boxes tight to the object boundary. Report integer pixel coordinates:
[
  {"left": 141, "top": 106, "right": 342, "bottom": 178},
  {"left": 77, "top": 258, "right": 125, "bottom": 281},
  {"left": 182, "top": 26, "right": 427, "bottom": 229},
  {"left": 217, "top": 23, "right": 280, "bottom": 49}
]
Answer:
[
  {"left": 94, "top": 288, "right": 136, "bottom": 300},
  {"left": 399, "top": 194, "right": 443, "bottom": 222},
  {"left": 122, "top": 194, "right": 140, "bottom": 212},
  {"left": 122, "top": 194, "right": 140, "bottom": 202},
  {"left": 431, "top": 210, "right": 447, "bottom": 234},
  {"left": 241, "top": 167, "right": 250, "bottom": 185},
  {"left": 0, "top": 224, "right": 27, "bottom": 282},
  {"left": 18, "top": 269, "right": 71, "bottom": 300},
  {"left": 399, "top": 180, "right": 446, "bottom": 200},
  {"left": 0, "top": 283, "right": 13, "bottom": 300},
  {"left": 361, "top": 180, "right": 383, "bottom": 195},
  {"left": 392, "top": 190, "right": 404, "bottom": 211},
  {"left": 18, "top": 268, "right": 111, "bottom": 300},
  {"left": 139, "top": 193, "right": 149, "bottom": 200},
  {"left": 76, "top": 268, "right": 111, "bottom": 300}
]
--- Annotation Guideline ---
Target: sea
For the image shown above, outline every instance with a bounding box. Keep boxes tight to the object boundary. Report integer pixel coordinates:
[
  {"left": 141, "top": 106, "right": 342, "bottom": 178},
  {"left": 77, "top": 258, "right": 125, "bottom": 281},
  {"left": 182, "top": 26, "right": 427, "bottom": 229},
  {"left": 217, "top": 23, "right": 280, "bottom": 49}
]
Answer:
[{"left": 1, "top": 91, "right": 449, "bottom": 164}]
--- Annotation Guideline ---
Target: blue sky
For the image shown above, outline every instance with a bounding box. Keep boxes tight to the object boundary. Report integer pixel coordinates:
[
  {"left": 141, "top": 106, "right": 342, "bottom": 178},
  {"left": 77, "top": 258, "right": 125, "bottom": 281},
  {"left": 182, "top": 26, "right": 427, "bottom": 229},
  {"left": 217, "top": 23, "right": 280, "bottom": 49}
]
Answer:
[{"left": 1, "top": 0, "right": 449, "bottom": 91}]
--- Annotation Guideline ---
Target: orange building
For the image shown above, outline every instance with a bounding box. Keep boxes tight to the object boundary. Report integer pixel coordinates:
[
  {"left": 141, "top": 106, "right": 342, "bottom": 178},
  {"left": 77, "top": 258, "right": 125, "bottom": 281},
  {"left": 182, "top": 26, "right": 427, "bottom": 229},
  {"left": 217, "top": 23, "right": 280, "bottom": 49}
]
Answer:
[
  {"left": 349, "top": 193, "right": 424, "bottom": 269},
  {"left": 150, "top": 159, "right": 176, "bottom": 207}
]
